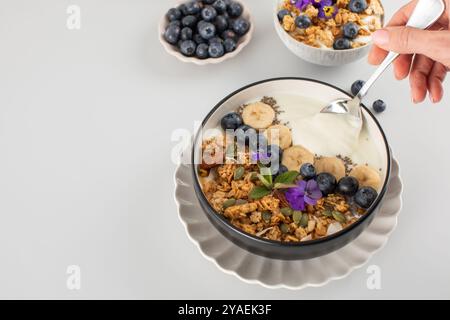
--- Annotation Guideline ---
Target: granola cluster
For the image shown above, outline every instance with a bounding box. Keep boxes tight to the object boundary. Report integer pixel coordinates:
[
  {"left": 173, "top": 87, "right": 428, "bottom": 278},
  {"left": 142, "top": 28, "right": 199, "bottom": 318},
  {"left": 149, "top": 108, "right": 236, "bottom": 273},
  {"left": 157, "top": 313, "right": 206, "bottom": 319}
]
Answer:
[
  {"left": 199, "top": 137, "right": 366, "bottom": 243},
  {"left": 280, "top": 0, "right": 384, "bottom": 49}
]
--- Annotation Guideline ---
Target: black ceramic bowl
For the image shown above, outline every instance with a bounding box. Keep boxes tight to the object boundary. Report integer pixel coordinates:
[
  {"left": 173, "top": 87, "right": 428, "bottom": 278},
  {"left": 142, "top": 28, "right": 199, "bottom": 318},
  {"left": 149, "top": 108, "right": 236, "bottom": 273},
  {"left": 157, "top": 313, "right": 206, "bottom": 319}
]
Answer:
[{"left": 192, "top": 78, "right": 391, "bottom": 260}]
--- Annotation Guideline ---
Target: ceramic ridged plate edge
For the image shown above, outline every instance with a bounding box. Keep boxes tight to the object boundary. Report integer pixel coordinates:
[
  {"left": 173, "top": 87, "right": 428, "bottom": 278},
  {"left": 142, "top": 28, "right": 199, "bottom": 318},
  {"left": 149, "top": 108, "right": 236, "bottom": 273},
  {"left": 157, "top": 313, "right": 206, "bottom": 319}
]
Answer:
[{"left": 174, "top": 151, "right": 402, "bottom": 290}]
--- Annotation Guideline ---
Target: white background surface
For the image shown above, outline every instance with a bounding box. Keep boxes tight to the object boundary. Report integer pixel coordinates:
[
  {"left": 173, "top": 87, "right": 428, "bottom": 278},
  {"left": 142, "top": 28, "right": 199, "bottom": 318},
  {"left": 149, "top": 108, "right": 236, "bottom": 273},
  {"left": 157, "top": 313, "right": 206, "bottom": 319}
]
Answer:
[{"left": 0, "top": 0, "right": 449, "bottom": 299}]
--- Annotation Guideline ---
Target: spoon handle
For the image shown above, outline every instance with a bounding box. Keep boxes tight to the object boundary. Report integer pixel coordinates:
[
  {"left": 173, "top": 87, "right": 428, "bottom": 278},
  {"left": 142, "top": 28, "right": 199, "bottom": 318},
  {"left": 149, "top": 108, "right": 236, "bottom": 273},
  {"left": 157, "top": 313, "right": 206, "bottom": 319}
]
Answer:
[
  {"left": 357, "top": 52, "right": 399, "bottom": 99},
  {"left": 356, "top": 0, "right": 445, "bottom": 100}
]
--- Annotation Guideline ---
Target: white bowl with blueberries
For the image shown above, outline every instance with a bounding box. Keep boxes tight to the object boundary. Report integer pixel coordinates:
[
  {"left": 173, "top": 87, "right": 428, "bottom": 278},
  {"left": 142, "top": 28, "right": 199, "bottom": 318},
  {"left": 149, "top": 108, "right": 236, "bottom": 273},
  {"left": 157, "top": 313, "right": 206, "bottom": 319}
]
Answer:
[
  {"left": 159, "top": 0, "right": 254, "bottom": 65},
  {"left": 274, "top": 0, "right": 385, "bottom": 66}
]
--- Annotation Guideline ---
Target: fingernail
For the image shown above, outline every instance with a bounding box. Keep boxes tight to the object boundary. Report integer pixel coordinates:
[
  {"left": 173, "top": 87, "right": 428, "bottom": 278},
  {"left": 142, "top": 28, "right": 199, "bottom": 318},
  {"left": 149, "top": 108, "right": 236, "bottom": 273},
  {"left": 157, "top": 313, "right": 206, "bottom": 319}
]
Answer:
[
  {"left": 430, "top": 94, "right": 435, "bottom": 103},
  {"left": 372, "top": 30, "right": 389, "bottom": 46}
]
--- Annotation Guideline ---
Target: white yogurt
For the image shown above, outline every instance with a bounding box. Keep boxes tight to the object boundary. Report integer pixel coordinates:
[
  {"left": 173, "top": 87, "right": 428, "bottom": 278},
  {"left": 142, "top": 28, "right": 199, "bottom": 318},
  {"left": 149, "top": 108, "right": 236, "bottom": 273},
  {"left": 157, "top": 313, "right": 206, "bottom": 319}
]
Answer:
[{"left": 274, "top": 94, "right": 383, "bottom": 171}]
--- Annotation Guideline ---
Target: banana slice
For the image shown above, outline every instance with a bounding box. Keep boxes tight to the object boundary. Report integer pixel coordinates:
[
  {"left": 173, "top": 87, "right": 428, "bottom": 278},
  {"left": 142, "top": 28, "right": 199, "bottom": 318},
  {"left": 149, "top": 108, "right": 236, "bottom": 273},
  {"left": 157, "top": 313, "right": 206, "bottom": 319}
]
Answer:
[
  {"left": 349, "top": 165, "right": 381, "bottom": 190},
  {"left": 282, "top": 145, "right": 314, "bottom": 171},
  {"left": 314, "top": 157, "right": 346, "bottom": 180},
  {"left": 264, "top": 124, "right": 292, "bottom": 150},
  {"left": 242, "top": 102, "right": 276, "bottom": 129}
]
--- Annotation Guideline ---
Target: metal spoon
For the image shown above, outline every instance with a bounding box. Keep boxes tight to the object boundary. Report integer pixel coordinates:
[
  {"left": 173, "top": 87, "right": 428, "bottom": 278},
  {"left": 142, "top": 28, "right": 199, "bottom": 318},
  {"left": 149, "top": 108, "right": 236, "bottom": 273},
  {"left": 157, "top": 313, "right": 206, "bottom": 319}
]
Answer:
[{"left": 321, "top": 0, "right": 446, "bottom": 117}]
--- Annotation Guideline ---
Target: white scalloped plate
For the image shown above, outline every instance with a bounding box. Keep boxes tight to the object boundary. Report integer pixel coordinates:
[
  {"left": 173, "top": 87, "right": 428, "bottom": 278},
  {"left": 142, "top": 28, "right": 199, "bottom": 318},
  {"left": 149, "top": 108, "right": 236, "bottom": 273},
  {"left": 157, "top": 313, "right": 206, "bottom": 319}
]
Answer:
[{"left": 174, "top": 151, "right": 402, "bottom": 290}]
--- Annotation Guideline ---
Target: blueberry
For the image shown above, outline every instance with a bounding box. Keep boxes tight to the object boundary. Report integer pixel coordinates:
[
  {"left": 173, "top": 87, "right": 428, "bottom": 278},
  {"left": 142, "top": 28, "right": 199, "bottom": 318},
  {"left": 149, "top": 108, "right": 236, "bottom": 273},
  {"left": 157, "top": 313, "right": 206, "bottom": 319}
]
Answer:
[
  {"left": 196, "top": 43, "right": 209, "bottom": 59},
  {"left": 351, "top": 80, "right": 365, "bottom": 96},
  {"left": 236, "top": 125, "right": 257, "bottom": 145},
  {"left": 182, "top": 15, "right": 197, "bottom": 28},
  {"left": 214, "top": 15, "right": 229, "bottom": 32},
  {"left": 237, "top": 124, "right": 253, "bottom": 132},
  {"left": 354, "top": 187, "right": 378, "bottom": 209},
  {"left": 316, "top": 173, "right": 337, "bottom": 196},
  {"left": 223, "top": 38, "right": 237, "bottom": 52},
  {"left": 198, "top": 21, "right": 216, "bottom": 39},
  {"left": 333, "top": 38, "right": 351, "bottom": 50},
  {"left": 193, "top": 33, "right": 206, "bottom": 44},
  {"left": 277, "top": 9, "right": 291, "bottom": 21},
  {"left": 201, "top": 6, "right": 217, "bottom": 21},
  {"left": 197, "top": 19, "right": 207, "bottom": 29},
  {"left": 164, "top": 25, "right": 181, "bottom": 45},
  {"left": 337, "top": 176, "right": 359, "bottom": 196},
  {"left": 168, "top": 20, "right": 182, "bottom": 28},
  {"left": 167, "top": 8, "right": 182, "bottom": 22},
  {"left": 300, "top": 163, "right": 316, "bottom": 180},
  {"left": 180, "top": 27, "right": 193, "bottom": 41},
  {"left": 185, "top": 1, "right": 202, "bottom": 15},
  {"left": 221, "top": 29, "right": 238, "bottom": 41},
  {"left": 209, "top": 36, "right": 223, "bottom": 45},
  {"left": 348, "top": 0, "right": 368, "bottom": 13},
  {"left": 295, "top": 15, "right": 311, "bottom": 29},
  {"left": 178, "top": 3, "right": 189, "bottom": 16},
  {"left": 343, "top": 22, "right": 359, "bottom": 39},
  {"left": 228, "top": 1, "right": 243, "bottom": 18},
  {"left": 208, "top": 41, "right": 225, "bottom": 58},
  {"left": 221, "top": 112, "right": 243, "bottom": 131},
  {"left": 213, "top": 0, "right": 228, "bottom": 13},
  {"left": 274, "top": 165, "right": 289, "bottom": 177},
  {"left": 203, "top": 0, "right": 216, "bottom": 4},
  {"left": 179, "top": 40, "right": 197, "bottom": 56},
  {"left": 373, "top": 100, "right": 387, "bottom": 113},
  {"left": 232, "top": 18, "right": 250, "bottom": 36}
]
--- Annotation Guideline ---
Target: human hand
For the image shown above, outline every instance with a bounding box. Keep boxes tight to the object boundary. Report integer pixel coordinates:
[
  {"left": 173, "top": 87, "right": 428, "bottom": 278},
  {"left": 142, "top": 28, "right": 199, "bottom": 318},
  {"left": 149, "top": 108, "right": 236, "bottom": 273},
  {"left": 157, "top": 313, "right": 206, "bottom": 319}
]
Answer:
[{"left": 368, "top": 0, "right": 449, "bottom": 103}]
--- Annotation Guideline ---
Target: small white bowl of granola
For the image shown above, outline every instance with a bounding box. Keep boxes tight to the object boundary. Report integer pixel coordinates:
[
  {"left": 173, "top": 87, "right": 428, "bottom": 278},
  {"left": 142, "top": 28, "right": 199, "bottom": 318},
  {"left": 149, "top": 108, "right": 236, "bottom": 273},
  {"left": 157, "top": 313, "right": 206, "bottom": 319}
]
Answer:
[{"left": 274, "top": 0, "right": 384, "bottom": 66}]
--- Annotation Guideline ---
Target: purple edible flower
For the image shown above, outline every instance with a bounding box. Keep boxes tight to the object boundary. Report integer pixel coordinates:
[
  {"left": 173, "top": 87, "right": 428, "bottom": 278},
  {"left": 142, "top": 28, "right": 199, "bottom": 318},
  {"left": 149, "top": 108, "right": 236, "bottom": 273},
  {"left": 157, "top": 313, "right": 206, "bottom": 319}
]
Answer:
[
  {"left": 294, "top": 0, "right": 338, "bottom": 19},
  {"left": 319, "top": 4, "right": 338, "bottom": 19},
  {"left": 251, "top": 150, "right": 270, "bottom": 162},
  {"left": 285, "top": 180, "right": 322, "bottom": 211}
]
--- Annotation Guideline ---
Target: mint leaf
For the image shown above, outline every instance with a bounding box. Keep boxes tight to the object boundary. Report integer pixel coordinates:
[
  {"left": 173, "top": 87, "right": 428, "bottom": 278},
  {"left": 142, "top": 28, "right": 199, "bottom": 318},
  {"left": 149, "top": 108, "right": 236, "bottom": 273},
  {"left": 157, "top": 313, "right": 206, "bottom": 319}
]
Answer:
[
  {"left": 257, "top": 174, "right": 273, "bottom": 190},
  {"left": 249, "top": 186, "right": 271, "bottom": 200},
  {"left": 259, "top": 167, "right": 273, "bottom": 184},
  {"left": 273, "top": 183, "right": 298, "bottom": 190},
  {"left": 274, "top": 171, "right": 299, "bottom": 184}
]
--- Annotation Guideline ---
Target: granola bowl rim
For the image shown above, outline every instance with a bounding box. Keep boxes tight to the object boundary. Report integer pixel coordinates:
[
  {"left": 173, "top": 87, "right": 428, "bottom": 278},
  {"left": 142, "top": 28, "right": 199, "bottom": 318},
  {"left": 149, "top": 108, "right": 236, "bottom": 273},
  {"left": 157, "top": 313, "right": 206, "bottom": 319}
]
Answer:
[
  {"left": 191, "top": 77, "right": 392, "bottom": 255},
  {"left": 158, "top": 0, "right": 254, "bottom": 66},
  {"left": 191, "top": 77, "right": 391, "bottom": 254}
]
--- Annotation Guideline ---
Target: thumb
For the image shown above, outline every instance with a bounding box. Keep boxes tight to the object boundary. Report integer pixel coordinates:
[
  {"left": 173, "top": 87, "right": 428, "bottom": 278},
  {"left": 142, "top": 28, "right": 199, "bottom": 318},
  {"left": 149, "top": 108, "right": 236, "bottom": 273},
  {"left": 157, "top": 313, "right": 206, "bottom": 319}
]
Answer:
[{"left": 372, "top": 27, "right": 450, "bottom": 64}]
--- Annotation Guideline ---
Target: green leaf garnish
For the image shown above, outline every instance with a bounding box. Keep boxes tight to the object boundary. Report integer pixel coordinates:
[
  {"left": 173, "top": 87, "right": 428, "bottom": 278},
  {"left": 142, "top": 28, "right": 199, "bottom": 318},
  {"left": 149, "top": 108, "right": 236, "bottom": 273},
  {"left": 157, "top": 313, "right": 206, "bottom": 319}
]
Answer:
[
  {"left": 274, "top": 171, "right": 299, "bottom": 185},
  {"left": 257, "top": 174, "right": 273, "bottom": 190},
  {"left": 249, "top": 186, "right": 272, "bottom": 200},
  {"left": 273, "top": 183, "right": 298, "bottom": 190},
  {"left": 259, "top": 167, "right": 273, "bottom": 184}
]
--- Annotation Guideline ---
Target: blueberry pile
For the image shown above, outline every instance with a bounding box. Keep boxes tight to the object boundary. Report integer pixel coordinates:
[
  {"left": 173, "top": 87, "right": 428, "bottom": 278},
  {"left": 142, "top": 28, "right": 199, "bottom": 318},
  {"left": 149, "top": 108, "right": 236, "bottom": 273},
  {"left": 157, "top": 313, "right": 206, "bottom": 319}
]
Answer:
[
  {"left": 351, "top": 80, "right": 387, "bottom": 113},
  {"left": 300, "top": 163, "right": 378, "bottom": 209},
  {"left": 164, "top": 0, "right": 251, "bottom": 59}
]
